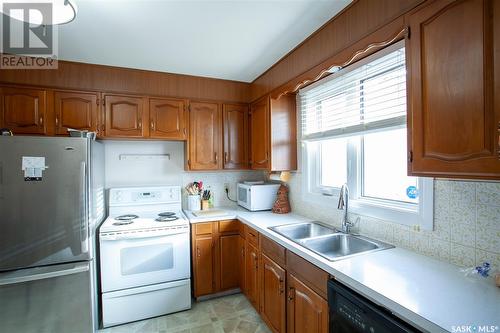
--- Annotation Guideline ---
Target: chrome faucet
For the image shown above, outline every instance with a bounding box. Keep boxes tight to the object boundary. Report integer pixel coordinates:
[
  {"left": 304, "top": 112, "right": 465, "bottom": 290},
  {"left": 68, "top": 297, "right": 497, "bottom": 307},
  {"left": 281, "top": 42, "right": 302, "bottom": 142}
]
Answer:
[{"left": 337, "top": 183, "right": 353, "bottom": 233}]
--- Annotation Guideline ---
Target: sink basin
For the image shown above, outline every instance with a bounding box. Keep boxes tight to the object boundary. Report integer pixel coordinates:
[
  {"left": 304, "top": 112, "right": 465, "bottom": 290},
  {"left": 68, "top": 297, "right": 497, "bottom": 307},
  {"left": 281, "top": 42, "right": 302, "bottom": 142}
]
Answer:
[
  {"left": 301, "top": 233, "right": 390, "bottom": 261},
  {"left": 269, "top": 222, "right": 335, "bottom": 241},
  {"left": 269, "top": 222, "right": 393, "bottom": 261}
]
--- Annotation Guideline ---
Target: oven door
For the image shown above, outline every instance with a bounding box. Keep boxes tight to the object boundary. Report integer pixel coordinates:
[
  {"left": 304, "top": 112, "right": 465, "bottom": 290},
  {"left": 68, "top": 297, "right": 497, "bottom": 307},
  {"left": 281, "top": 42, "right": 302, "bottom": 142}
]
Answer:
[{"left": 99, "top": 229, "right": 190, "bottom": 293}]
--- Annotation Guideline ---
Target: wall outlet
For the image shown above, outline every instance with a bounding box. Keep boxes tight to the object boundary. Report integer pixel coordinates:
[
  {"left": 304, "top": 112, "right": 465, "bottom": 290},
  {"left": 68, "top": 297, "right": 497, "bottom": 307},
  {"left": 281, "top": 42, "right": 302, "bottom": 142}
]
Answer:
[{"left": 224, "top": 183, "right": 230, "bottom": 193}]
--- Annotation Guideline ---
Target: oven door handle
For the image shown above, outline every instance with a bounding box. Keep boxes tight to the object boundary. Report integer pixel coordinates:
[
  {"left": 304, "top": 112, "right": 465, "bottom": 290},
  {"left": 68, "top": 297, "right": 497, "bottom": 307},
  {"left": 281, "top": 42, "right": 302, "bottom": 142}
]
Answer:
[{"left": 100, "top": 230, "right": 188, "bottom": 241}]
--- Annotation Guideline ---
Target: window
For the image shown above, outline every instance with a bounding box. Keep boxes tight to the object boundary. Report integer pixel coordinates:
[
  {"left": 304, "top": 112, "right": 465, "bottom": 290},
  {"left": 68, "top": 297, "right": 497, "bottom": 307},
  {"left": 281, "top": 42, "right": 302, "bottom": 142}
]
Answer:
[{"left": 300, "top": 42, "right": 433, "bottom": 229}]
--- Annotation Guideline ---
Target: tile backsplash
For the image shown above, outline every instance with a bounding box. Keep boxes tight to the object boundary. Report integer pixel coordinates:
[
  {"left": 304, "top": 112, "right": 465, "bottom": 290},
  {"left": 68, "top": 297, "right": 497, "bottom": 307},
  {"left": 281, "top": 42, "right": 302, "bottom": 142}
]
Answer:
[
  {"left": 103, "top": 140, "right": 264, "bottom": 208},
  {"left": 287, "top": 172, "right": 500, "bottom": 271}
]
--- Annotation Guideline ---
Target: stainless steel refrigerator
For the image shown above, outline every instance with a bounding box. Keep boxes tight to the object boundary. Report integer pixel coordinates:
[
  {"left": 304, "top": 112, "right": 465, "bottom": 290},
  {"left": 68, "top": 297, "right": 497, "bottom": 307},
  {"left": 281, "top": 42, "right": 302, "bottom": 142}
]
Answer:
[{"left": 0, "top": 136, "right": 104, "bottom": 333}]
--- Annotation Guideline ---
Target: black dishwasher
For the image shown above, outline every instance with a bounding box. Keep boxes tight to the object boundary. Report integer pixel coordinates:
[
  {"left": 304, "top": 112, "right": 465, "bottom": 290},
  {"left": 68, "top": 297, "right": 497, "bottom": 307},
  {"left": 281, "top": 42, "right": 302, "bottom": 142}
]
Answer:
[{"left": 328, "top": 279, "right": 421, "bottom": 333}]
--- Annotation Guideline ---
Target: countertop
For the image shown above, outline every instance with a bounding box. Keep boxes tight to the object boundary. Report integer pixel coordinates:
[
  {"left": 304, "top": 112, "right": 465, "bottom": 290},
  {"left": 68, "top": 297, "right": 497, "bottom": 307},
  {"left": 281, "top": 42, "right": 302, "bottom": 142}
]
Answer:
[{"left": 183, "top": 208, "right": 500, "bottom": 333}]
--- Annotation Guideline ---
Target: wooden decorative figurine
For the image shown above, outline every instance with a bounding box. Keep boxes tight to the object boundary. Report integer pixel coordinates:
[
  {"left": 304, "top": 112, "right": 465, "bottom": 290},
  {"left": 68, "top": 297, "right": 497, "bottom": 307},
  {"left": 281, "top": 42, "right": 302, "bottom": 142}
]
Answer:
[{"left": 272, "top": 184, "right": 291, "bottom": 214}]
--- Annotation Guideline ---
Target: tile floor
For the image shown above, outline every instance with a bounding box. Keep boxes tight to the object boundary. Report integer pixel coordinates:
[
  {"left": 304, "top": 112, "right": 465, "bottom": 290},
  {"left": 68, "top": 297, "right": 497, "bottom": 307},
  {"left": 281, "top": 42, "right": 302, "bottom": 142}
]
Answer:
[{"left": 98, "top": 293, "right": 271, "bottom": 333}]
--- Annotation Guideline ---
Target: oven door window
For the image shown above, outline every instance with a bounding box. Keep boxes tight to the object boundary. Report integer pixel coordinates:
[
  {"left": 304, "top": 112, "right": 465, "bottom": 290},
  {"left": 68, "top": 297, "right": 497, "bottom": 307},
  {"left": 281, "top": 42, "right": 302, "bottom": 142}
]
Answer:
[{"left": 121, "top": 243, "right": 173, "bottom": 276}]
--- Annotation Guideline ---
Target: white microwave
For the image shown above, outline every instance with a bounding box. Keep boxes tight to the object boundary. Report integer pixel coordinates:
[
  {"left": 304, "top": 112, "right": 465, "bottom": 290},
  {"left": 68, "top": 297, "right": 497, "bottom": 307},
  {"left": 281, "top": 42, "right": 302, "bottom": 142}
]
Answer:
[{"left": 237, "top": 183, "right": 280, "bottom": 211}]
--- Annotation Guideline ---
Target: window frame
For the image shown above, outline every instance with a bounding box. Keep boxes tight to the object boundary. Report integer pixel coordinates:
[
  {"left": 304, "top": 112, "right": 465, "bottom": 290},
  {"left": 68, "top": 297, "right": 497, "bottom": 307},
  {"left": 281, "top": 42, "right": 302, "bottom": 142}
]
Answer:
[{"left": 300, "top": 42, "right": 434, "bottom": 230}]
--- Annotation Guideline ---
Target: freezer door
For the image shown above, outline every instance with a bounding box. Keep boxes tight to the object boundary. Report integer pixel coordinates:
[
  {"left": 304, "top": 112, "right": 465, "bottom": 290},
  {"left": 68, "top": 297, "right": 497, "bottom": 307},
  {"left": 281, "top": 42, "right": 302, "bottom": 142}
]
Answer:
[
  {"left": 0, "top": 262, "right": 93, "bottom": 333},
  {"left": 0, "top": 136, "right": 90, "bottom": 271}
]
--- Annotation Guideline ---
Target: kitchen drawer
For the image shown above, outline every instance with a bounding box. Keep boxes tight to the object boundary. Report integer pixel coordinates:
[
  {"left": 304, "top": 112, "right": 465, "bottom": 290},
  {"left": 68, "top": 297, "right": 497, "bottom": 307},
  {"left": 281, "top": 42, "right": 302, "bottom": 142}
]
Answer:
[
  {"left": 261, "top": 235, "right": 286, "bottom": 267},
  {"left": 286, "top": 251, "right": 328, "bottom": 299},
  {"left": 218, "top": 220, "right": 239, "bottom": 234},
  {"left": 245, "top": 225, "right": 259, "bottom": 247},
  {"left": 194, "top": 222, "right": 213, "bottom": 235}
]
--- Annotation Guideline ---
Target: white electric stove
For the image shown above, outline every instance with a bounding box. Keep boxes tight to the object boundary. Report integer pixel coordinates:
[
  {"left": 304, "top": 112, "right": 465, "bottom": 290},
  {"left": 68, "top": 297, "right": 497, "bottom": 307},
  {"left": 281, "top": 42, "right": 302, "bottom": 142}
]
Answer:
[{"left": 99, "top": 186, "right": 191, "bottom": 328}]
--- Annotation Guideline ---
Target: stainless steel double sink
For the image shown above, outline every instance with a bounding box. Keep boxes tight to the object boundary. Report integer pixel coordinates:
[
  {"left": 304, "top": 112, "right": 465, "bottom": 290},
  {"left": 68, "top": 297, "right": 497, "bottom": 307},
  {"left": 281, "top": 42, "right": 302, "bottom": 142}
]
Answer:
[{"left": 269, "top": 222, "right": 393, "bottom": 261}]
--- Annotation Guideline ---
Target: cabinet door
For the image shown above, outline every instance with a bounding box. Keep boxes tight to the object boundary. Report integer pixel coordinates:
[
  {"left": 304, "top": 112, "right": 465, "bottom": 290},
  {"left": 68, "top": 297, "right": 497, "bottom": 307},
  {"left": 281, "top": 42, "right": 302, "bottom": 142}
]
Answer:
[
  {"left": 246, "top": 242, "right": 260, "bottom": 310},
  {"left": 219, "top": 234, "right": 240, "bottom": 291},
  {"left": 54, "top": 91, "right": 98, "bottom": 135},
  {"left": 223, "top": 104, "right": 248, "bottom": 169},
  {"left": 250, "top": 98, "right": 270, "bottom": 170},
  {"left": 150, "top": 98, "right": 186, "bottom": 140},
  {"left": 239, "top": 235, "right": 246, "bottom": 293},
  {"left": 407, "top": 0, "right": 500, "bottom": 179},
  {"left": 287, "top": 273, "right": 328, "bottom": 333},
  {"left": 193, "top": 236, "right": 215, "bottom": 297},
  {"left": 260, "top": 254, "right": 286, "bottom": 333},
  {"left": 0, "top": 87, "right": 47, "bottom": 134},
  {"left": 188, "top": 102, "right": 222, "bottom": 170},
  {"left": 104, "top": 95, "right": 145, "bottom": 138}
]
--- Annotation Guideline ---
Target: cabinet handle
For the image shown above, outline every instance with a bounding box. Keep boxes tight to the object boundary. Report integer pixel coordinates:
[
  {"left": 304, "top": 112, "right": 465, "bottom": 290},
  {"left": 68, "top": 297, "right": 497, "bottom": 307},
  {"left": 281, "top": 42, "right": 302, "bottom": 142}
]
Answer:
[
  {"left": 150, "top": 120, "right": 155, "bottom": 131},
  {"left": 197, "top": 247, "right": 201, "bottom": 258},
  {"left": 287, "top": 287, "right": 295, "bottom": 301},
  {"left": 138, "top": 119, "right": 142, "bottom": 129},
  {"left": 39, "top": 116, "right": 43, "bottom": 126},
  {"left": 279, "top": 278, "right": 284, "bottom": 294},
  {"left": 224, "top": 152, "right": 228, "bottom": 163},
  {"left": 55, "top": 116, "right": 59, "bottom": 127},
  {"left": 214, "top": 152, "right": 218, "bottom": 162}
]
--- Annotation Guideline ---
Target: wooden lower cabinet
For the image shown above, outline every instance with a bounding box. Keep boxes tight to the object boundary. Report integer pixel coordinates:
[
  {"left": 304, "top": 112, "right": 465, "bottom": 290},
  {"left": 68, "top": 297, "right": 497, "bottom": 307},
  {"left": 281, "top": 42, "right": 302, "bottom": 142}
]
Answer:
[
  {"left": 191, "top": 220, "right": 242, "bottom": 298},
  {"left": 193, "top": 235, "right": 215, "bottom": 296},
  {"left": 260, "top": 254, "right": 286, "bottom": 333},
  {"left": 219, "top": 234, "right": 240, "bottom": 291},
  {"left": 246, "top": 242, "right": 260, "bottom": 310},
  {"left": 239, "top": 234, "right": 246, "bottom": 293},
  {"left": 287, "top": 273, "right": 329, "bottom": 333},
  {"left": 191, "top": 221, "right": 330, "bottom": 333}
]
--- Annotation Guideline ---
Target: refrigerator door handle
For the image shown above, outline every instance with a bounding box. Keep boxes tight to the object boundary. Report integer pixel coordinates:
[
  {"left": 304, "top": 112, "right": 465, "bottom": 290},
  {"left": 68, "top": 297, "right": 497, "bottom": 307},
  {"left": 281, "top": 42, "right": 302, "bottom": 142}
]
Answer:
[
  {"left": 81, "top": 161, "right": 89, "bottom": 254},
  {"left": 0, "top": 262, "right": 89, "bottom": 286}
]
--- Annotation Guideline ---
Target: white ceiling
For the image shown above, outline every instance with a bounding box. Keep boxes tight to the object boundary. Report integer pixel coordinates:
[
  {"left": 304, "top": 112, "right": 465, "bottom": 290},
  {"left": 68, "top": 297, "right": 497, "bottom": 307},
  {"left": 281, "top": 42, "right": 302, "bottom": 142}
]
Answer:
[{"left": 58, "top": 0, "right": 351, "bottom": 82}]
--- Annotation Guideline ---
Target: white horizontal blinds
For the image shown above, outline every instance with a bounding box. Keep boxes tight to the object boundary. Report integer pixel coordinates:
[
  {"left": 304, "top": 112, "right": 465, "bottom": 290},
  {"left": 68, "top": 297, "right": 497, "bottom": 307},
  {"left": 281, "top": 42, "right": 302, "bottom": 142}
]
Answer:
[{"left": 300, "top": 44, "right": 406, "bottom": 141}]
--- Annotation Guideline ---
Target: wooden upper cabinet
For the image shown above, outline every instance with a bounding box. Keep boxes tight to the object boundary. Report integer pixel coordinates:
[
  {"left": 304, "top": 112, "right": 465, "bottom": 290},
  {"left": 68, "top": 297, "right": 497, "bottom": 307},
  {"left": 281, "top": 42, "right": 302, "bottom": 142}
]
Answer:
[
  {"left": 0, "top": 86, "right": 47, "bottom": 135},
  {"left": 54, "top": 91, "right": 98, "bottom": 135},
  {"left": 407, "top": 0, "right": 500, "bottom": 179},
  {"left": 260, "top": 254, "right": 286, "bottom": 333},
  {"left": 250, "top": 94, "right": 297, "bottom": 171},
  {"left": 149, "top": 98, "right": 186, "bottom": 140},
  {"left": 270, "top": 94, "right": 297, "bottom": 171},
  {"left": 188, "top": 101, "right": 222, "bottom": 170},
  {"left": 223, "top": 104, "right": 248, "bottom": 169},
  {"left": 104, "top": 94, "right": 146, "bottom": 138},
  {"left": 287, "top": 273, "right": 328, "bottom": 333},
  {"left": 250, "top": 97, "right": 270, "bottom": 169}
]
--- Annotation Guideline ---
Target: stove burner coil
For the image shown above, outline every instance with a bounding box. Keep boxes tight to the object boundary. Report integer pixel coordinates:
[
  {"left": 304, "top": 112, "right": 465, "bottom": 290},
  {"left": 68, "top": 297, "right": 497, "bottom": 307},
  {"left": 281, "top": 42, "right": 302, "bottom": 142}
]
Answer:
[
  {"left": 115, "top": 214, "right": 139, "bottom": 221},
  {"left": 158, "top": 212, "right": 176, "bottom": 217},
  {"left": 155, "top": 216, "right": 179, "bottom": 222}
]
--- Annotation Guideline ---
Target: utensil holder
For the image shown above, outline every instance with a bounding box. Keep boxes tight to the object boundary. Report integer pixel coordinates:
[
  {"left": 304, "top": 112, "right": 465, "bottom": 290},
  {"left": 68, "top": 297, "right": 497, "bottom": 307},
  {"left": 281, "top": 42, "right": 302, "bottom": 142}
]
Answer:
[
  {"left": 201, "top": 200, "right": 210, "bottom": 210},
  {"left": 187, "top": 195, "right": 201, "bottom": 211}
]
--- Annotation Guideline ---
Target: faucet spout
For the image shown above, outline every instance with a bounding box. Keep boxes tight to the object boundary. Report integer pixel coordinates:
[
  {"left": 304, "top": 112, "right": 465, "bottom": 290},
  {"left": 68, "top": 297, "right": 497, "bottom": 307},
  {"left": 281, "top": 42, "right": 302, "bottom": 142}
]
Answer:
[{"left": 337, "top": 183, "right": 352, "bottom": 233}]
